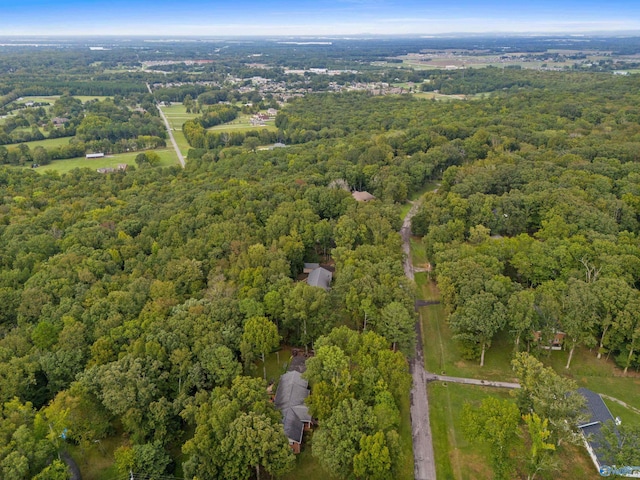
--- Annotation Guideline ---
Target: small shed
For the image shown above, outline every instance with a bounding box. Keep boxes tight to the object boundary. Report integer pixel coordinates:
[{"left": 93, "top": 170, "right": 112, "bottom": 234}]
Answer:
[
  {"left": 275, "top": 371, "right": 312, "bottom": 454},
  {"left": 307, "top": 267, "right": 332, "bottom": 291}
]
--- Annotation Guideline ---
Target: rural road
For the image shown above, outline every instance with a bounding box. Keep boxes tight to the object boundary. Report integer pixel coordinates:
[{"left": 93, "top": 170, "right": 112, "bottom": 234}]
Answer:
[
  {"left": 402, "top": 200, "right": 437, "bottom": 480},
  {"left": 146, "top": 83, "right": 186, "bottom": 168}
]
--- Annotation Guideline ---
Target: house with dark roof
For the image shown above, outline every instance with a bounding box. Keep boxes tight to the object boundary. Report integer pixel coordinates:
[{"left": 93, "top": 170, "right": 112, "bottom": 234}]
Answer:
[
  {"left": 306, "top": 267, "right": 332, "bottom": 291},
  {"left": 303, "top": 263, "right": 320, "bottom": 274},
  {"left": 576, "top": 388, "right": 636, "bottom": 477},
  {"left": 274, "top": 371, "right": 312, "bottom": 453}
]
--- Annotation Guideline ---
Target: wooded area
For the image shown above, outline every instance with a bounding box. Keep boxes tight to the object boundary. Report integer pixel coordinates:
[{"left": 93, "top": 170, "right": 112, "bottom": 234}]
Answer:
[{"left": 1, "top": 37, "right": 639, "bottom": 479}]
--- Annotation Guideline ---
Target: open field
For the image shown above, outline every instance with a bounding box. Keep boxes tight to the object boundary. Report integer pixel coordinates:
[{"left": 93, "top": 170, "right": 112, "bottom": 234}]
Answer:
[
  {"left": 413, "top": 91, "right": 467, "bottom": 101},
  {"left": 29, "top": 148, "right": 178, "bottom": 174},
  {"left": 207, "top": 113, "right": 277, "bottom": 133},
  {"left": 172, "top": 130, "right": 191, "bottom": 157},
  {"left": 6, "top": 135, "right": 73, "bottom": 151},
  {"left": 15, "top": 95, "right": 110, "bottom": 105},
  {"left": 159, "top": 103, "right": 199, "bottom": 131},
  {"left": 418, "top": 275, "right": 640, "bottom": 409},
  {"left": 157, "top": 104, "right": 198, "bottom": 156}
]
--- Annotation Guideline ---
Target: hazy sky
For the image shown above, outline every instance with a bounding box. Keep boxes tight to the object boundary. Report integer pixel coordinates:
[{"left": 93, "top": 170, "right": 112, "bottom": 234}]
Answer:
[{"left": 4, "top": 0, "right": 640, "bottom": 36}]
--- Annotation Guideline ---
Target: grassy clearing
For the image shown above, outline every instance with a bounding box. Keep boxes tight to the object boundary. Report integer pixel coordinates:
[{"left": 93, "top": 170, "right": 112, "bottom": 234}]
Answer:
[
  {"left": 399, "top": 202, "right": 412, "bottom": 220},
  {"left": 419, "top": 295, "right": 518, "bottom": 381},
  {"left": 172, "top": 130, "right": 192, "bottom": 157},
  {"left": 415, "top": 267, "right": 640, "bottom": 406},
  {"left": 28, "top": 148, "right": 178, "bottom": 174},
  {"left": 7, "top": 136, "right": 73, "bottom": 151},
  {"left": 207, "top": 113, "right": 277, "bottom": 133},
  {"left": 15, "top": 95, "right": 110, "bottom": 105},
  {"left": 66, "top": 435, "right": 124, "bottom": 480},
  {"left": 397, "top": 385, "right": 415, "bottom": 480},
  {"left": 411, "top": 237, "right": 428, "bottom": 269},
  {"left": 428, "top": 382, "right": 599, "bottom": 480},
  {"left": 413, "top": 91, "right": 467, "bottom": 101},
  {"left": 281, "top": 433, "right": 326, "bottom": 480}
]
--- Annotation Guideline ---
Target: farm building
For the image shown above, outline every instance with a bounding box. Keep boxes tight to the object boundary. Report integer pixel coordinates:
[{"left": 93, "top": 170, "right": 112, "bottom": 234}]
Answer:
[
  {"left": 86, "top": 153, "right": 105, "bottom": 159},
  {"left": 274, "top": 371, "right": 312, "bottom": 454}
]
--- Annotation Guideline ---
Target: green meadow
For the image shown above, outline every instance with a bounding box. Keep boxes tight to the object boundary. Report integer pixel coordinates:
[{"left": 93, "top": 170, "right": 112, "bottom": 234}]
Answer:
[{"left": 30, "top": 148, "right": 179, "bottom": 174}]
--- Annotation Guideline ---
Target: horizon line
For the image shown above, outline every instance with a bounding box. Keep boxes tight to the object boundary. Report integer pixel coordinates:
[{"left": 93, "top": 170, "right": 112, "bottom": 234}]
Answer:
[{"left": 2, "top": 30, "right": 640, "bottom": 38}]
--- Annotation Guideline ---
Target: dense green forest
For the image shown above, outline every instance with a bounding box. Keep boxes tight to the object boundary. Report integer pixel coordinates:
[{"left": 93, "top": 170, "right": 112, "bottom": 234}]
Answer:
[{"left": 1, "top": 38, "right": 640, "bottom": 478}]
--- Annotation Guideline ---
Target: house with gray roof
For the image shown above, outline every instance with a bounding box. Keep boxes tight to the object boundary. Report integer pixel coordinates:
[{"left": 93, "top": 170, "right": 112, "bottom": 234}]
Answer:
[
  {"left": 576, "top": 388, "right": 638, "bottom": 477},
  {"left": 274, "top": 371, "right": 312, "bottom": 453},
  {"left": 303, "top": 263, "right": 320, "bottom": 274},
  {"left": 306, "top": 267, "right": 332, "bottom": 291}
]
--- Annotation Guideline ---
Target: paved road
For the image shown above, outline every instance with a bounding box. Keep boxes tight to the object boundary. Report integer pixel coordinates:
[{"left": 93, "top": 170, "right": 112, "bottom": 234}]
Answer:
[
  {"left": 402, "top": 200, "right": 437, "bottom": 480},
  {"left": 146, "top": 83, "right": 185, "bottom": 168}
]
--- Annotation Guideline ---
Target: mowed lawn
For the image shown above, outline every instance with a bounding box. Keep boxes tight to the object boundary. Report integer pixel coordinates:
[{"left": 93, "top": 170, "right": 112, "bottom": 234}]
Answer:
[
  {"left": 30, "top": 148, "right": 179, "bottom": 174},
  {"left": 428, "top": 382, "right": 599, "bottom": 480}
]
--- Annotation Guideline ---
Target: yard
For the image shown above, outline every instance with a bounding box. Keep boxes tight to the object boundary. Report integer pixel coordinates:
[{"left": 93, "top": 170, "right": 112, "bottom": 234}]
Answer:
[
  {"left": 415, "top": 270, "right": 640, "bottom": 479},
  {"left": 428, "top": 382, "right": 600, "bottom": 480}
]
